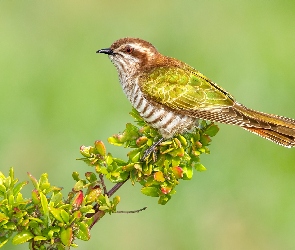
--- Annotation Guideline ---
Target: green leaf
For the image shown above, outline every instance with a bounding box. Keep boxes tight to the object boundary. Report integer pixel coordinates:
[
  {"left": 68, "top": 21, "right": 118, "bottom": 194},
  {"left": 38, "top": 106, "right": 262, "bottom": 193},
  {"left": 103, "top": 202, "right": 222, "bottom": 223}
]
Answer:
[
  {"left": 125, "top": 123, "right": 139, "bottom": 135},
  {"left": 122, "top": 163, "right": 135, "bottom": 171},
  {"left": 9, "top": 167, "right": 14, "bottom": 183},
  {"left": 28, "top": 217, "right": 44, "bottom": 223},
  {"left": 141, "top": 187, "right": 159, "bottom": 197},
  {"left": 49, "top": 207, "right": 64, "bottom": 223},
  {"left": 98, "top": 205, "right": 109, "bottom": 211},
  {"left": 200, "top": 134, "right": 211, "bottom": 146},
  {"left": 34, "top": 236, "right": 47, "bottom": 241},
  {"left": 0, "top": 171, "right": 5, "bottom": 179},
  {"left": 56, "top": 242, "right": 67, "bottom": 250},
  {"left": 104, "top": 195, "right": 111, "bottom": 207},
  {"left": 28, "top": 220, "right": 39, "bottom": 229},
  {"left": 177, "top": 134, "right": 187, "bottom": 147},
  {"left": 172, "top": 166, "right": 184, "bottom": 179},
  {"left": 95, "top": 140, "right": 107, "bottom": 156},
  {"left": 0, "top": 184, "right": 6, "bottom": 196},
  {"left": 204, "top": 123, "right": 219, "bottom": 137},
  {"left": 28, "top": 173, "right": 39, "bottom": 190},
  {"left": 13, "top": 181, "right": 28, "bottom": 196},
  {"left": 96, "top": 166, "right": 108, "bottom": 175},
  {"left": 31, "top": 189, "right": 40, "bottom": 204},
  {"left": 4, "top": 176, "right": 11, "bottom": 189},
  {"left": 108, "top": 136, "right": 123, "bottom": 146},
  {"left": 75, "top": 222, "right": 90, "bottom": 241},
  {"left": 113, "top": 196, "right": 120, "bottom": 206},
  {"left": 106, "top": 154, "right": 113, "bottom": 165},
  {"left": 8, "top": 194, "right": 14, "bottom": 205},
  {"left": 195, "top": 163, "right": 207, "bottom": 172},
  {"left": 192, "top": 131, "right": 200, "bottom": 142},
  {"left": 50, "top": 192, "right": 63, "bottom": 205},
  {"left": 0, "top": 239, "right": 9, "bottom": 248},
  {"left": 60, "top": 227, "right": 72, "bottom": 246},
  {"left": 72, "top": 211, "right": 82, "bottom": 220},
  {"left": 80, "top": 205, "right": 94, "bottom": 213},
  {"left": 72, "top": 172, "right": 80, "bottom": 182},
  {"left": 158, "top": 194, "right": 171, "bottom": 205},
  {"left": 136, "top": 136, "right": 148, "bottom": 147},
  {"left": 0, "top": 212, "right": 8, "bottom": 222},
  {"left": 79, "top": 145, "right": 92, "bottom": 157},
  {"left": 182, "top": 165, "right": 193, "bottom": 180},
  {"left": 131, "top": 152, "right": 140, "bottom": 163},
  {"left": 16, "top": 192, "right": 25, "bottom": 203},
  {"left": 129, "top": 108, "right": 143, "bottom": 121},
  {"left": 85, "top": 172, "right": 97, "bottom": 183},
  {"left": 4, "top": 222, "right": 16, "bottom": 230},
  {"left": 80, "top": 109, "right": 217, "bottom": 206},
  {"left": 128, "top": 149, "right": 141, "bottom": 162},
  {"left": 112, "top": 157, "right": 127, "bottom": 165},
  {"left": 60, "top": 210, "right": 70, "bottom": 224},
  {"left": 154, "top": 171, "right": 165, "bottom": 182},
  {"left": 160, "top": 186, "right": 172, "bottom": 194},
  {"left": 39, "top": 173, "right": 50, "bottom": 191},
  {"left": 171, "top": 157, "right": 181, "bottom": 167},
  {"left": 12, "top": 230, "right": 34, "bottom": 245},
  {"left": 74, "top": 180, "right": 86, "bottom": 191},
  {"left": 86, "top": 188, "right": 101, "bottom": 203},
  {"left": 40, "top": 192, "right": 49, "bottom": 217}
]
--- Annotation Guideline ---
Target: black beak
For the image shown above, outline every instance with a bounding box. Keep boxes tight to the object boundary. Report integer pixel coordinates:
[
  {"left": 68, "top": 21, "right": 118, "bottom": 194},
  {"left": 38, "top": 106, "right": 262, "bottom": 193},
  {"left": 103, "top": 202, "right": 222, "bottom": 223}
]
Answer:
[{"left": 96, "top": 48, "right": 113, "bottom": 55}]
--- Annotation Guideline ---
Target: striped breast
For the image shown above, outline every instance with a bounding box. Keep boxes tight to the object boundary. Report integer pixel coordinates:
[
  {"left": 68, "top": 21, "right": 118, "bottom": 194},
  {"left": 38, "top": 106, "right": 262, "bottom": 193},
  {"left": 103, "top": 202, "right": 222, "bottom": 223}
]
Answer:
[{"left": 121, "top": 77, "right": 196, "bottom": 138}]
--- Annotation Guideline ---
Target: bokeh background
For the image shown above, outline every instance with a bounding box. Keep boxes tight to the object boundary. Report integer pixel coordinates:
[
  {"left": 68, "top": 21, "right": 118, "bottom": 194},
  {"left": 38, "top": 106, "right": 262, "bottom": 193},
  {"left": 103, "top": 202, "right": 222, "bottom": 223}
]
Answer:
[{"left": 1, "top": 1, "right": 295, "bottom": 249}]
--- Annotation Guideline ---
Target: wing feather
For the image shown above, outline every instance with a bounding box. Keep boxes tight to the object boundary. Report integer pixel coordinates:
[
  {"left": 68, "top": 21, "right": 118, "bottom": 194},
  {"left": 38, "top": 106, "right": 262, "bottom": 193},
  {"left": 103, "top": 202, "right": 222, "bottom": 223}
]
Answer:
[{"left": 140, "top": 66, "right": 235, "bottom": 113}]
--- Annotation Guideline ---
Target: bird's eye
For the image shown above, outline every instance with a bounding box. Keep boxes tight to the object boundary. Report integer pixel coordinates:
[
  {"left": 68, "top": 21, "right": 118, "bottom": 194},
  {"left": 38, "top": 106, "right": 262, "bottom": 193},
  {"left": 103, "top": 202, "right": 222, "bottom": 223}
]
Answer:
[{"left": 125, "top": 46, "right": 134, "bottom": 54}]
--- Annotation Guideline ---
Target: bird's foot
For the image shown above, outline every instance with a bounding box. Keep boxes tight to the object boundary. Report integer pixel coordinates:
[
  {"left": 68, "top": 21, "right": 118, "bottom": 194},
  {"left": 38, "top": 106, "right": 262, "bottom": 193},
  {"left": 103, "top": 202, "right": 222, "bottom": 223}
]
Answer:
[{"left": 140, "top": 137, "right": 165, "bottom": 162}]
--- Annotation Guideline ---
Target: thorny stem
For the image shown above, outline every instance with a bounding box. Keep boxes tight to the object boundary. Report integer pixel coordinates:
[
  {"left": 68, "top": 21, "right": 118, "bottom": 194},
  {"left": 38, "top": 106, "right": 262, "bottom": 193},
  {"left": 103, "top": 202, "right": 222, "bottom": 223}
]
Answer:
[
  {"left": 89, "top": 209, "right": 105, "bottom": 229},
  {"left": 99, "top": 174, "right": 108, "bottom": 194},
  {"left": 107, "top": 177, "right": 129, "bottom": 197},
  {"left": 89, "top": 176, "right": 130, "bottom": 229},
  {"left": 116, "top": 206, "right": 147, "bottom": 213}
]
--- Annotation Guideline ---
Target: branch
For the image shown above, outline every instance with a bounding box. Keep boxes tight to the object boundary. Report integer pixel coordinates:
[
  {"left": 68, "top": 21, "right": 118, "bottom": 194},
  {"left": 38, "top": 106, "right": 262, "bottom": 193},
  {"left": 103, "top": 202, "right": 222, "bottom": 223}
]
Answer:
[{"left": 0, "top": 108, "right": 219, "bottom": 249}]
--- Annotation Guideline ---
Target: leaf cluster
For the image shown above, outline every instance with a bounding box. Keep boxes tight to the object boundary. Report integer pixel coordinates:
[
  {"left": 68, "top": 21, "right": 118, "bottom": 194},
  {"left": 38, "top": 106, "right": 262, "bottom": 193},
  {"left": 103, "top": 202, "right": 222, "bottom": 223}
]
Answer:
[
  {"left": 0, "top": 169, "right": 119, "bottom": 249},
  {"left": 80, "top": 108, "right": 219, "bottom": 205},
  {"left": 0, "top": 108, "right": 219, "bottom": 248}
]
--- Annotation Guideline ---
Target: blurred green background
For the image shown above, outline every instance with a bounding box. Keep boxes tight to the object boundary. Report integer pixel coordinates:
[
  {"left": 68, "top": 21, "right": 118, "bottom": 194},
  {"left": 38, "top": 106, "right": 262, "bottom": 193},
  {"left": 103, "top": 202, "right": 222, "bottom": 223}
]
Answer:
[{"left": 1, "top": 1, "right": 295, "bottom": 249}]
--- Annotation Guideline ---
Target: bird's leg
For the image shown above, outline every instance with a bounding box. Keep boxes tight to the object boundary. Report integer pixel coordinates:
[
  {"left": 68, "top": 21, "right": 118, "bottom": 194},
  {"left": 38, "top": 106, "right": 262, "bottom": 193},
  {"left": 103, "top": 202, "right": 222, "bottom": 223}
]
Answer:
[
  {"left": 152, "top": 150, "right": 158, "bottom": 163},
  {"left": 141, "top": 137, "right": 165, "bottom": 161}
]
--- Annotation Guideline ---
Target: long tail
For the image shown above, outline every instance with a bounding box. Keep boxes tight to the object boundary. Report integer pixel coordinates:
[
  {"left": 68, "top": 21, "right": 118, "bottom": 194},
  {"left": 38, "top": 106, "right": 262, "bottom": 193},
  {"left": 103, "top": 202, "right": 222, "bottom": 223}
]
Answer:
[
  {"left": 191, "top": 102, "right": 295, "bottom": 147},
  {"left": 233, "top": 103, "right": 295, "bottom": 148}
]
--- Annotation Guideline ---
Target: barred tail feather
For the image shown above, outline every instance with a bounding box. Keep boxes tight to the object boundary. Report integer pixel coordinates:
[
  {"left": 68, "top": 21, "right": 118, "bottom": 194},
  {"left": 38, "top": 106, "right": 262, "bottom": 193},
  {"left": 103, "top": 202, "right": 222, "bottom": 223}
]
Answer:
[
  {"left": 233, "top": 103, "right": 295, "bottom": 148},
  {"left": 192, "top": 102, "right": 295, "bottom": 148},
  {"left": 242, "top": 126, "right": 295, "bottom": 148}
]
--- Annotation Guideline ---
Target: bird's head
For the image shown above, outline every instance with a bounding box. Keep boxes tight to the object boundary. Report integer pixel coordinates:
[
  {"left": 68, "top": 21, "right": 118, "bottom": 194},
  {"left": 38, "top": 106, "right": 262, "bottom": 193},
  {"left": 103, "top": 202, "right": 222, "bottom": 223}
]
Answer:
[{"left": 97, "top": 38, "right": 159, "bottom": 76}]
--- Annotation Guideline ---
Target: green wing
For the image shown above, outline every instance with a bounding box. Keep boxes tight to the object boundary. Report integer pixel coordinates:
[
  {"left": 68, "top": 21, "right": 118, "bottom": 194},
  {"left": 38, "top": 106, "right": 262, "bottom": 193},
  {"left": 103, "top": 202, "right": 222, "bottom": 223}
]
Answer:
[{"left": 140, "top": 66, "right": 235, "bottom": 112}]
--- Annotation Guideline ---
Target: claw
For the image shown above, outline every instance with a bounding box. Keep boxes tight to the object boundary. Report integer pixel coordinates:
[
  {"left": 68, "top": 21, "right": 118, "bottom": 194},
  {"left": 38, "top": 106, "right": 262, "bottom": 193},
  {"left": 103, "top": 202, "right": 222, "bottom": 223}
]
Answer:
[{"left": 140, "top": 138, "right": 165, "bottom": 161}]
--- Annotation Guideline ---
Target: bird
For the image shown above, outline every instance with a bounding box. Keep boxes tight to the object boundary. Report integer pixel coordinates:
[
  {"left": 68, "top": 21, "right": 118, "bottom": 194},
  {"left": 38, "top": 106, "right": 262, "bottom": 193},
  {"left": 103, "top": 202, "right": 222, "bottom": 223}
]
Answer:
[{"left": 97, "top": 37, "right": 295, "bottom": 153}]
